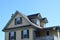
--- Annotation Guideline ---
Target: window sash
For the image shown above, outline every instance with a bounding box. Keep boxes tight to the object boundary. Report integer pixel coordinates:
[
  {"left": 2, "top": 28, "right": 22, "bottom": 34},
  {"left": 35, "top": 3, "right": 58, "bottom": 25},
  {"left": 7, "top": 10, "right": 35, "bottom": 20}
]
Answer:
[
  {"left": 23, "top": 30, "right": 27, "bottom": 35},
  {"left": 21, "top": 30, "right": 29, "bottom": 39},
  {"left": 9, "top": 32, "right": 16, "bottom": 40},
  {"left": 15, "top": 17, "right": 22, "bottom": 25}
]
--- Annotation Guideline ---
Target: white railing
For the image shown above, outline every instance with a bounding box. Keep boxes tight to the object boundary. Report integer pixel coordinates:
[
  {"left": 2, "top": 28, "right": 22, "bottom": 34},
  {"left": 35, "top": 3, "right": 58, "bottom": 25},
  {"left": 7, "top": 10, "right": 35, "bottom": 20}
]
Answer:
[{"left": 35, "top": 36, "right": 54, "bottom": 40}]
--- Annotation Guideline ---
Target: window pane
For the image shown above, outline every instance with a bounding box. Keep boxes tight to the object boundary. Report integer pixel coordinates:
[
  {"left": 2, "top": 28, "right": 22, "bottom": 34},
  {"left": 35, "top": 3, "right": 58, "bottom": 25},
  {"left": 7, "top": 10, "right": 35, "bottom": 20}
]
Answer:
[
  {"left": 21, "top": 29, "right": 29, "bottom": 38},
  {"left": 16, "top": 18, "right": 20, "bottom": 24},
  {"left": 17, "top": 17, "right": 20, "bottom": 21},
  {"left": 15, "top": 17, "right": 22, "bottom": 25},
  {"left": 23, "top": 30, "right": 27, "bottom": 38},
  {"left": 10, "top": 32, "right": 14, "bottom": 36},
  {"left": 9, "top": 32, "right": 16, "bottom": 40},
  {"left": 23, "top": 30, "right": 27, "bottom": 35}
]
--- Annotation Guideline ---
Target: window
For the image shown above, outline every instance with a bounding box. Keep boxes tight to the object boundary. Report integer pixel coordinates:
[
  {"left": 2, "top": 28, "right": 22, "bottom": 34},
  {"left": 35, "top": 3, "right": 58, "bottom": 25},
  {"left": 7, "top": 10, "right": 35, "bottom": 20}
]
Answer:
[
  {"left": 36, "top": 19, "right": 40, "bottom": 26},
  {"left": 21, "top": 29, "right": 29, "bottom": 39},
  {"left": 35, "top": 31, "right": 40, "bottom": 37},
  {"left": 9, "top": 32, "right": 16, "bottom": 40},
  {"left": 15, "top": 17, "right": 22, "bottom": 25}
]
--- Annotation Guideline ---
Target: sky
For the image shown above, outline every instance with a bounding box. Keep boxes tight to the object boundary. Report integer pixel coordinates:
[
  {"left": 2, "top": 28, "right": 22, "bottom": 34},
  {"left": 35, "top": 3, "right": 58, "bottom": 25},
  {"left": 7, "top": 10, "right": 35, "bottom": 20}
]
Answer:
[{"left": 0, "top": 0, "right": 60, "bottom": 40}]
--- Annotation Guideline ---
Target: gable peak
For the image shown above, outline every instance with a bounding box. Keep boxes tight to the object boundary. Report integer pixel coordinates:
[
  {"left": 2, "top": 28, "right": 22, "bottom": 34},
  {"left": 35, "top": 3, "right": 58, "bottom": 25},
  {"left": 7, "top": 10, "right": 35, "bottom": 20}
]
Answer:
[
  {"left": 15, "top": 10, "right": 20, "bottom": 14},
  {"left": 11, "top": 10, "right": 22, "bottom": 18}
]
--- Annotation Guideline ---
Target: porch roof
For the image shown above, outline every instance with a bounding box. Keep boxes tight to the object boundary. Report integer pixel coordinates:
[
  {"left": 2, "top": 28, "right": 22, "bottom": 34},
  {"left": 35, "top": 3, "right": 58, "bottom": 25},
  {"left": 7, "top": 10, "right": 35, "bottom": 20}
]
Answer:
[{"left": 35, "top": 26, "right": 60, "bottom": 31}]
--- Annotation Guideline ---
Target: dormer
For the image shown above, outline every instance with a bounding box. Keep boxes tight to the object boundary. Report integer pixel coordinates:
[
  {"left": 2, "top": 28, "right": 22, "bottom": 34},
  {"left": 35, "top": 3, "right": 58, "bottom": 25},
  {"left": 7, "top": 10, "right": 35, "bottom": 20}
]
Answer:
[
  {"left": 27, "top": 13, "right": 48, "bottom": 27},
  {"left": 27, "top": 13, "right": 41, "bottom": 26},
  {"left": 40, "top": 18, "right": 48, "bottom": 27}
]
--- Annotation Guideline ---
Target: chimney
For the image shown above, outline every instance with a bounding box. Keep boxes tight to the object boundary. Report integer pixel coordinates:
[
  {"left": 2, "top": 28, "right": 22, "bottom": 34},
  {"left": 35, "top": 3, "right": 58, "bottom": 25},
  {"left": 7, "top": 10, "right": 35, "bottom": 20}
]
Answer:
[{"left": 11, "top": 14, "right": 14, "bottom": 17}]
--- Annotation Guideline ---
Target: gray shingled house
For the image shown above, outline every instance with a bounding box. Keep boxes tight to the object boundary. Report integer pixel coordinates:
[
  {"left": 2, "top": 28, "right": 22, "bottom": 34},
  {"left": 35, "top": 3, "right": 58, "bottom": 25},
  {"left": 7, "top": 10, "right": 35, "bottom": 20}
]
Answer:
[{"left": 2, "top": 11, "right": 60, "bottom": 40}]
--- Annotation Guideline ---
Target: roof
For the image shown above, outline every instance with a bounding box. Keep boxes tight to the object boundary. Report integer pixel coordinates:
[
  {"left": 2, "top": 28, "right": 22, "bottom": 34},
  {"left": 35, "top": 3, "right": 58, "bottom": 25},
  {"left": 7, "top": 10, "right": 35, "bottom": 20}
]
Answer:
[
  {"left": 44, "top": 26, "right": 60, "bottom": 30},
  {"left": 27, "top": 13, "right": 42, "bottom": 19},
  {"left": 2, "top": 11, "right": 43, "bottom": 32},
  {"left": 2, "top": 11, "right": 60, "bottom": 32},
  {"left": 35, "top": 26, "right": 60, "bottom": 31},
  {"left": 40, "top": 17, "right": 48, "bottom": 23},
  {"left": 2, "top": 25, "right": 32, "bottom": 31}
]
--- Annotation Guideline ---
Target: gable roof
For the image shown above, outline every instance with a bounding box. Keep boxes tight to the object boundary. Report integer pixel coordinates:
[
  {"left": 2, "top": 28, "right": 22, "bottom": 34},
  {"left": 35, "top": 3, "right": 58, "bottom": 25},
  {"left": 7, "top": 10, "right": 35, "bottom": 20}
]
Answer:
[
  {"left": 40, "top": 17, "right": 48, "bottom": 23},
  {"left": 2, "top": 11, "right": 20, "bottom": 31},
  {"left": 2, "top": 11, "right": 43, "bottom": 31},
  {"left": 3, "top": 11, "right": 59, "bottom": 32}
]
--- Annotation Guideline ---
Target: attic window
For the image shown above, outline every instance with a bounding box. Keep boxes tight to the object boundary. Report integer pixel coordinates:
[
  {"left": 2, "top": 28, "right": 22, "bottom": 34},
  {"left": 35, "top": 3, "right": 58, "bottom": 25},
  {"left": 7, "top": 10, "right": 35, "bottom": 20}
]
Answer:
[{"left": 15, "top": 17, "right": 22, "bottom": 25}]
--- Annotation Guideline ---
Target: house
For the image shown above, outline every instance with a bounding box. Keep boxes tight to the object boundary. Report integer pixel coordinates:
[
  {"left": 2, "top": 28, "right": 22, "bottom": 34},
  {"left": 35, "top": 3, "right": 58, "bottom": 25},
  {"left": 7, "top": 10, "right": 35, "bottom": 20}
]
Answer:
[{"left": 2, "top": 11, "right": 60, "bottom": 40}]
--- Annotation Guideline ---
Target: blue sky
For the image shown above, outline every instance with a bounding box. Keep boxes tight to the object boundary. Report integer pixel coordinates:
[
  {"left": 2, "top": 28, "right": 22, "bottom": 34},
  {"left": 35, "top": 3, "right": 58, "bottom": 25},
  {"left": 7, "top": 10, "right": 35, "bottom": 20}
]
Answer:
[{"left": 0, "top": 0, "right": 60, "bottom": 40}]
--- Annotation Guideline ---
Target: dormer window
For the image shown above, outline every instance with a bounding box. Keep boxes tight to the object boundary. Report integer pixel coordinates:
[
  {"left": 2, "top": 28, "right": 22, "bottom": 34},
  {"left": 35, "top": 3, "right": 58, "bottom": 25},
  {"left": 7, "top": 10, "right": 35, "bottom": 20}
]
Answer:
[{"left": 15, "top": 17, "right": 22, "bottom": 25}]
